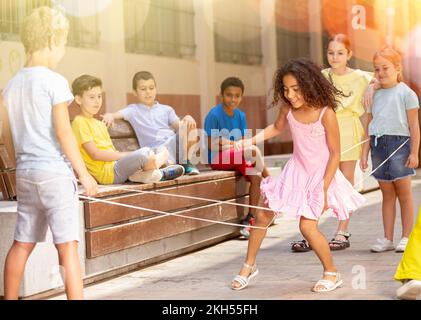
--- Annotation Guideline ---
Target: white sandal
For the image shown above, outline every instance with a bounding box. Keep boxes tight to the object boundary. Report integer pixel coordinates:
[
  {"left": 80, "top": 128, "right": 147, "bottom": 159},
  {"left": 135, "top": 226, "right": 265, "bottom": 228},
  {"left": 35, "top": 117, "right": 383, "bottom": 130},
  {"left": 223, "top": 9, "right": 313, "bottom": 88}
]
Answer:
[
  {"left": 231, "top": 263, "right": 259, "bottom": 291},
  {"left": 312, "top": 271, "right": 343, "bottom": 293}
]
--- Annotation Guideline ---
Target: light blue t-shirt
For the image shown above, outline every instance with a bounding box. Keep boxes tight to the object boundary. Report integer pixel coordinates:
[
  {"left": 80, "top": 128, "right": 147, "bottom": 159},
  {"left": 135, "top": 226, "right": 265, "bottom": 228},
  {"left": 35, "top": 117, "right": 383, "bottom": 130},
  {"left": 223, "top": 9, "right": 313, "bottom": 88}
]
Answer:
[
  {"left": 368, "top": 82, "right": 419, "bottom": 137},
  {"left": 2, "top": 66, "right": 74, "bottom": 175},
  {"left": 204, "top": 103, "right": 247, "bottom": 163},
  {"left": 120, "top": 102, "right": 180, "bottom": 148}
]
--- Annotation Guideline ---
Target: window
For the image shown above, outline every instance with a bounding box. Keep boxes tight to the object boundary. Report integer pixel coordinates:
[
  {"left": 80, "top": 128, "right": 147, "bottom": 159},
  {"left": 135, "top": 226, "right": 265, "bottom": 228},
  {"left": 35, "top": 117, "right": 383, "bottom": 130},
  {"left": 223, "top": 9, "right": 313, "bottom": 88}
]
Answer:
[
  {"left": 124, "top": 0, "right": 196, "bottom": 59},
  {"left": 275, "top": 0, "right": 311, "bottom": 66},
  {"left": 0, "top": 0, "right": 100, "bottom": 49},
  {"left": 213, "top": 0, "right": 262, "bottom": 65}
]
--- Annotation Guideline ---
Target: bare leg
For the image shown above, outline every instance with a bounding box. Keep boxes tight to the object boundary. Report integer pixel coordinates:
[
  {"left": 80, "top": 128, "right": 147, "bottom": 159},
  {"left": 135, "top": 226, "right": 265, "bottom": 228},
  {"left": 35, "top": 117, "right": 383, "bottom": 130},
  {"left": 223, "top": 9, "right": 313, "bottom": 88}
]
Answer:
[
  {"left": 379, "top": 181, "right": 397, "bottom": 241},
  {"left": 55, "top": 241, "right": 84, "bottom": 300},
  {"left": 247, "top": 175, "right": 262, "bottom": 217},
  {"left": 300, "top": 217, "right": 338, "bottom": 289},
  {"left": 334, "top": 161, "right": 357, "bottom": 237},
  {"left": 4, "top": 241, "right": 36, "bottom": 300},
  {"left": 231, "top": 208, "right": 275, "bottom": 289},
  {"left": 394, "top": 177, "right": 415, "bottom": 238}
]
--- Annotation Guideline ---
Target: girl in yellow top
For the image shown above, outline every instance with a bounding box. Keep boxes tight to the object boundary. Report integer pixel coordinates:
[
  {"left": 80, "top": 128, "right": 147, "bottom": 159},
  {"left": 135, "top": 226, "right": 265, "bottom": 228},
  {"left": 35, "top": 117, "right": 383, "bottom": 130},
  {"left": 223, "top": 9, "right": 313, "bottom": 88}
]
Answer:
[{"left": 291, "top": 34, "right": 376, "bottom": 252}]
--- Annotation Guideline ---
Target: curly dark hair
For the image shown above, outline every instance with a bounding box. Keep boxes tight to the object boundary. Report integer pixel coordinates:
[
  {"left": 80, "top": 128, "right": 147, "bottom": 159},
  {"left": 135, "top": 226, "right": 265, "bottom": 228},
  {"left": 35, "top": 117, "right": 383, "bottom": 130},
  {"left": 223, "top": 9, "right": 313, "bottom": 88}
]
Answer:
[{"left": 272, "top": 57, "right": 341, "bottom": 110}]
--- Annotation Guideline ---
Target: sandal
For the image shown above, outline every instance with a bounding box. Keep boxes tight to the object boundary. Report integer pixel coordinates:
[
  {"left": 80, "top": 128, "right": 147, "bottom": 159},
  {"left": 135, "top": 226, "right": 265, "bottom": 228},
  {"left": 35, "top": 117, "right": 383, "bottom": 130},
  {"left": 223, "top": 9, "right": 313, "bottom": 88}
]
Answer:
[
  {"left": 329, "top": 231, "right": 351, "bottom": 251},
  {"left": 231, "top": 263, "right": 259, "bottom": 291},
  {"left": 290, "top": 239, "right": 312, "bottom": 252},
  {"left": 312, "top": 271, "right": 343, "bottom": 293}
]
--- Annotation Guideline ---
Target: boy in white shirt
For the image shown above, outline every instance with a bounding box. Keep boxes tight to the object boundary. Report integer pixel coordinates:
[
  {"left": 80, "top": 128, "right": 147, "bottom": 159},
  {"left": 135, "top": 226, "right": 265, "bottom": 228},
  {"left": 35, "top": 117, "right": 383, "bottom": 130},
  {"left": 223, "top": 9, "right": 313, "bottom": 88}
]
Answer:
[{"left": 2, "top": 7, "right": 97, "bottom": 300}]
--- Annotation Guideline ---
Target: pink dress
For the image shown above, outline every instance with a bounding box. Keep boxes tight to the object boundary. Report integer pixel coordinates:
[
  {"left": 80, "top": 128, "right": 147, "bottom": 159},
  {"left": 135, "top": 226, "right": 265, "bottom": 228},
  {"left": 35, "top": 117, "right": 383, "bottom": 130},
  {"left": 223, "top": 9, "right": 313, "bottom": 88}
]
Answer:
[{"left": 261, "top": 107, "right": 365, "bottom": 221}]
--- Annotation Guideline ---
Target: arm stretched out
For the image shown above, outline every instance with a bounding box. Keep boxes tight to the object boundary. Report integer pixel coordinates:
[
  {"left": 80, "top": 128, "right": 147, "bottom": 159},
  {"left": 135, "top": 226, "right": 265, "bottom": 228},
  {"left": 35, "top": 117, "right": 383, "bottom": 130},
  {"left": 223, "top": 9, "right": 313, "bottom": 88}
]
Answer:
[{"left": 242, "top": 105, "right": 289, "bottom": 147}]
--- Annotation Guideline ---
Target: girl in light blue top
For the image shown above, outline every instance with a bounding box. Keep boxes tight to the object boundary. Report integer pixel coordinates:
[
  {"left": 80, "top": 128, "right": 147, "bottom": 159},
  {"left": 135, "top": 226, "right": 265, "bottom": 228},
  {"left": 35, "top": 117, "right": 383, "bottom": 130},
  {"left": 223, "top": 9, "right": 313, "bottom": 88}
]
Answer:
[{"left": 361, "top": 47, "right": 420, "bottom": 254}]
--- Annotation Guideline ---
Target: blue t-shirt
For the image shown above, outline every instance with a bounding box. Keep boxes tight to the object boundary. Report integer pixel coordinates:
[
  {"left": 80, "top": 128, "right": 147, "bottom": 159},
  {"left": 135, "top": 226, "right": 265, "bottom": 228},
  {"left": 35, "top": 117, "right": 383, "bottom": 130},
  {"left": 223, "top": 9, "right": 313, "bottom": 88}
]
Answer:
[
  {"left": 204, "top": 103, "right": 247, "bottom": 163},
  {"left": 120, "top": 102, "right": 180, "bottom": 148},
  {"left": 3, "top": 66, "right": 74, "bottom": 175},
  {"left": 368, "top": 82, "right": 419, "bottom": 138}
]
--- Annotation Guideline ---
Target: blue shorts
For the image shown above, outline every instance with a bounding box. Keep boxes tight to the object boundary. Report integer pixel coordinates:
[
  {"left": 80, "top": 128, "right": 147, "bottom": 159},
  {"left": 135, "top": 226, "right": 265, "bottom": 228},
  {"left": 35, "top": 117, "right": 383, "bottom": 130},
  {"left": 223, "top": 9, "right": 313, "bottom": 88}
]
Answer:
[{"left": 370, "top": 135, "right": 415, "bottom": 182}]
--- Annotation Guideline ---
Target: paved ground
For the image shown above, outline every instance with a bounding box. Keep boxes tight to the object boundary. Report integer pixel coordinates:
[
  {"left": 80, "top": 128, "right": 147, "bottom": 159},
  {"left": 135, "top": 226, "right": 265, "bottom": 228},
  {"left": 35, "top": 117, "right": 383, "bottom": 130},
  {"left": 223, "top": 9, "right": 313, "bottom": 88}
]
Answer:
[{"left": 51, "top": 174, "right": 421, "bottom": 300}]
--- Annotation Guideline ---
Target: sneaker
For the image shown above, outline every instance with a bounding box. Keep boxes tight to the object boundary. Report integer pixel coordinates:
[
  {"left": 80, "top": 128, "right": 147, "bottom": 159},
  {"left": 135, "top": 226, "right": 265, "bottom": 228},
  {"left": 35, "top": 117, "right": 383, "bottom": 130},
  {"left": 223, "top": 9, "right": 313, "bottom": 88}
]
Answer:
[
  {"left": 395, "top": 237, "right": 409, "bottom": 253},
  {"left": 397, "top": 280, "right": 421, "bottom": 300},
  {"left": 370, "top": 238, "right": 395, "bottom": 253},
  {"left": 182, "top": 160, "right": 200, "bottom": 175},
  {"left": 129, "top": 169, "right": 163, "bottom": 183},
  {"left": 160, "top": 165, "right": 185, "bottom": 181},
  {"left": 239, "top": 213, "right": 254, "bottom": 239}
]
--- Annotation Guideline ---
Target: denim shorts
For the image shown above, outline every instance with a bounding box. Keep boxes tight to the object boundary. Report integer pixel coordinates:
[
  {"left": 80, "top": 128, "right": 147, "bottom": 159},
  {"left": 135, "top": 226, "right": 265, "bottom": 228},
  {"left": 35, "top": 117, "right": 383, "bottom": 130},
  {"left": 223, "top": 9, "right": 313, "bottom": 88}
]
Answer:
[
  {"left": 15, "top": 169, "right": 80, "bottom": 244},
  {"left": 370, "top": 135, "right": 415, "bottom": 182}
]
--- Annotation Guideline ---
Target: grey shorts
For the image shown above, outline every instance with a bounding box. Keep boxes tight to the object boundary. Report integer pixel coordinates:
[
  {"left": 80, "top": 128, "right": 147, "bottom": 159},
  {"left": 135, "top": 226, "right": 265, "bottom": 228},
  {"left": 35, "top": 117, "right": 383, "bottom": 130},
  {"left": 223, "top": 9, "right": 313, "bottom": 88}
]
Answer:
[{"left": 15, "top": 169, "right": 80, "bottom": 244}]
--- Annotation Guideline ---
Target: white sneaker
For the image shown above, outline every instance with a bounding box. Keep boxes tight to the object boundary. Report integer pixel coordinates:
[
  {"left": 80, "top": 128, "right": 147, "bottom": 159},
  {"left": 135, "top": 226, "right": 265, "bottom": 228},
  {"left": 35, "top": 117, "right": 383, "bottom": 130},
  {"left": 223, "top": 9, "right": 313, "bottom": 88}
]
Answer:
[
  {"left": 397, "top": 280, "right": 421, "bottom": 300},
  {"left": 370, "top": 238, "right": 395, "bottom": 252},
  {"left": 129, "top": 169, "right": 163, "bottom": 183},
  {"left": 395, "top": 237, "right": 409, "bottom": 253}
]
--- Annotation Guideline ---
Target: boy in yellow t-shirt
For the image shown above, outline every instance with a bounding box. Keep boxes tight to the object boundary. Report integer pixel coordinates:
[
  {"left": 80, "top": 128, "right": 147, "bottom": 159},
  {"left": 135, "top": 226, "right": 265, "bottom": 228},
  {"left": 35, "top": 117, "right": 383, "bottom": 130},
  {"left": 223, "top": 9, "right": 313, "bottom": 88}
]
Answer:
[{"left": 71, "top": 75, "right": 185, "bottom": 184}]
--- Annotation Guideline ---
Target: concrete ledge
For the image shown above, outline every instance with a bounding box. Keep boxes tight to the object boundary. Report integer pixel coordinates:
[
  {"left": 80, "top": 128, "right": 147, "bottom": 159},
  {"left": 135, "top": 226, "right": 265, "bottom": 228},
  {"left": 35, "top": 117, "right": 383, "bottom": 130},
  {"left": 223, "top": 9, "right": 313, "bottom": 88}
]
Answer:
[{"left": 0, "top": 202, "right": 85, "bottom": 298}]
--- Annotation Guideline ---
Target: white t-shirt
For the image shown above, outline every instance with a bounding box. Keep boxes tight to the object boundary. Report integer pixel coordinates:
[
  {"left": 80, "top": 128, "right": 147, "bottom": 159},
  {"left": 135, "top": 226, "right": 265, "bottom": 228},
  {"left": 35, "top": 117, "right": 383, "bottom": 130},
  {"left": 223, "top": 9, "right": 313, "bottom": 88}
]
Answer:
[
  {"left": 3, "top": 66, "right": 74, "bottom": 174},
  {"left": 368, "top": 82, "right": 419, "bottom": 137}
]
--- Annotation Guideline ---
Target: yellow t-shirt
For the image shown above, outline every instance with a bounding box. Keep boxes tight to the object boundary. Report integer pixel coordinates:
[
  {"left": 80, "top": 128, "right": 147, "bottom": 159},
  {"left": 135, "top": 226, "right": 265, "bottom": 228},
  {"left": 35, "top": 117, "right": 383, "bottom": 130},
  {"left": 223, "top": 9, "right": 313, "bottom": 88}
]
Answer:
[
  {"left": 72, "top": 115, "right": 116, "bottom": 184},
  {"left": 322, "top": 68, "right": 373, "bottom": 117}
]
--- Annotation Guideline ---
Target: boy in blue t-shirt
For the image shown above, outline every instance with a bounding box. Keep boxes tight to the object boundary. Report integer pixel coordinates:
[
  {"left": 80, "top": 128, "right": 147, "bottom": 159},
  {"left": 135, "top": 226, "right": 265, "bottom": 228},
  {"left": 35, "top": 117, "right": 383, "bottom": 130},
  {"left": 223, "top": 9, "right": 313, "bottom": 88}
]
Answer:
[{"left": 204, "top": 77, "right": 269, "bottom": 239}]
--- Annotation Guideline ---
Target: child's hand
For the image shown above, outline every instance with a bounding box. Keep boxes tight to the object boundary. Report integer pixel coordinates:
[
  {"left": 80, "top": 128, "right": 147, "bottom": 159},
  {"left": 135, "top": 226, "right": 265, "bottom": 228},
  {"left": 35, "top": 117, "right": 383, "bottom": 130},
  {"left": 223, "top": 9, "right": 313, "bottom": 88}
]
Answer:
[
  {"left": 79, "top": 173, "right": 98, "bottom": 197},
  {"left": 101, "top": 113, "right": 114, "bottom": 127},
  {"left": 182, "top": 115, "right": 196, "bottom": 130},
  {"left": 233, "top": 140, "right": 242, "bottom": 151},
  {"left": 359, "top": 156, "right": 369, "bottom": 172},
  {"left": 240, "top": 138, "right": 253, "bottom": 149},
  {"left": 405, "top": 153, "right": 419, "bottom": 169},
  {"left": 362, "top": 84, "right": 375, "bottom": 110}
]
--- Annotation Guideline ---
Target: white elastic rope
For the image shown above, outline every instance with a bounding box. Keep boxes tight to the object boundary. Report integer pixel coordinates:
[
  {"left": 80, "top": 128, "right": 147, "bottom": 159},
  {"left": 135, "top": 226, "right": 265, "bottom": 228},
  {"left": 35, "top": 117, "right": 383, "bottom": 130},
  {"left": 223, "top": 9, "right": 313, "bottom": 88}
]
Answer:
[
  {"left": 353, "top": 138, "right": 410, "bottom": 189},
  {"left": 79, "top": 194, "right": 269, "bottom": 230}
]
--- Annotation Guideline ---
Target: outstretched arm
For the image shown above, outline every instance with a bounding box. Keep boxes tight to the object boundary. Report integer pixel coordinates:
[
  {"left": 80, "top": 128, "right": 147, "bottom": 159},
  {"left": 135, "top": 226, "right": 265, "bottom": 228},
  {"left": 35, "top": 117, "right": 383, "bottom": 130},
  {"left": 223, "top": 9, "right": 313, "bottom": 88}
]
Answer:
[
  {"left": 101, "top": 111, "right": 124, "bottom": 127},
  {"left": 242, "top": 105, "right": 289, "bottom": 147}
]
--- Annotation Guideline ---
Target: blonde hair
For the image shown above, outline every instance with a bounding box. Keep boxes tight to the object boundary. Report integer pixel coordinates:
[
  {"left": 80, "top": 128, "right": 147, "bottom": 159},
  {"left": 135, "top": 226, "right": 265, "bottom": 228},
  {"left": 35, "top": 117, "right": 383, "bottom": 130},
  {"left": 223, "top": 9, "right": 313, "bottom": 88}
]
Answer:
[
  {"left": 373, "top": 47, "right": 403, "bottom": 82},
  {"left": 21, "top": 6, "right": 69, "bottom": 54}
]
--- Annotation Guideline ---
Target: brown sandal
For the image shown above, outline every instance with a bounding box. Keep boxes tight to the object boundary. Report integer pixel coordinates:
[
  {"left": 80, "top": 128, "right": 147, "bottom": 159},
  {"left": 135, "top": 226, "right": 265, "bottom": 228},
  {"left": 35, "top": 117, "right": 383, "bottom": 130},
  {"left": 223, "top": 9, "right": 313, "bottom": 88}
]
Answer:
[
  {"left": 329, "top": 231, "right": 351, "bottom": 251},
  {"left": 291, "top": 239, "right": 312, "bottom": 252}
]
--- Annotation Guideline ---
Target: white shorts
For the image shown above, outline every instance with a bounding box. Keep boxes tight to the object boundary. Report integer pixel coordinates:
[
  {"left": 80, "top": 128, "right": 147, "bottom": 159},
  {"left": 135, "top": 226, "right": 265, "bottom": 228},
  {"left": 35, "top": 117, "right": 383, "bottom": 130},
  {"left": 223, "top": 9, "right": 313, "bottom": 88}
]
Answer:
[{"left": 15, "top": 170, "right": 79, "bottom": 244}]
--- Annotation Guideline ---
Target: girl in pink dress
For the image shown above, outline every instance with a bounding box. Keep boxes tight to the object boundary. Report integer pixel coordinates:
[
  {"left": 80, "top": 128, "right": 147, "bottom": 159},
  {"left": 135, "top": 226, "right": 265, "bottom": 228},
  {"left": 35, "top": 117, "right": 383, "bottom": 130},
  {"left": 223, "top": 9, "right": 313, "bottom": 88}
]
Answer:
[{"left": 231, "top": 58, "right": 365, "bottom": 293}]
